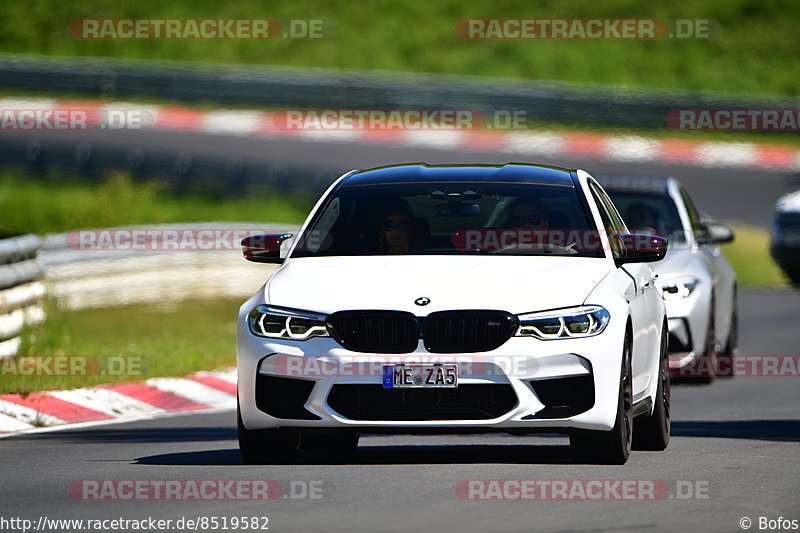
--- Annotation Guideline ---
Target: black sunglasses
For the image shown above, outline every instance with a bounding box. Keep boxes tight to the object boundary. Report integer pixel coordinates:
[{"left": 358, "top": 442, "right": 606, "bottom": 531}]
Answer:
[{"left": 511, "top": 214, "right": 543, "bottom": 227}]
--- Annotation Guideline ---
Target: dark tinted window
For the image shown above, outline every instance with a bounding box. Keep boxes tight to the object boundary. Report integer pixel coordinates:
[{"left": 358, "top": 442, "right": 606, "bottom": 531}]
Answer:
[{"left": 291, "top": 182, "right": 603, "bottom": 258}]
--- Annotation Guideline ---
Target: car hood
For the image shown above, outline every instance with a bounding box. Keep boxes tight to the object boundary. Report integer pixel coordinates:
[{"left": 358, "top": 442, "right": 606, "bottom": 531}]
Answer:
[
  {"left": 266, "top": 255, "right": 611, "bottom": 315},
  {"left": 652, "top": 248, "right": 695, "bottom": 280}
]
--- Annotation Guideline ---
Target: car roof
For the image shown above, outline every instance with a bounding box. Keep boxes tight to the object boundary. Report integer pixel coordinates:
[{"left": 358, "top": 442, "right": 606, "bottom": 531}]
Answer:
[
  {"left": 776, "top": 190, "right": 800, "bottom": 213},
  {"left": 593, "top": 174, "right": 672, "bottom": 195},
  {"left": 343, "top": 163, "right": 576, "bottom": 187}
]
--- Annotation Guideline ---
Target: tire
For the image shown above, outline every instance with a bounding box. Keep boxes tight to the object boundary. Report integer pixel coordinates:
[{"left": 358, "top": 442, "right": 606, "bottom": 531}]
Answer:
[
  {"left": 237, "top": 403, "right": 300, "bottom": 465},
  {"left": 722, "top": 286, "right": 738, "bottom": 356},
  {"left": 785, "top": 270, "right": 800, "bottom": 288},
  {"left": 570, "top": 335, "right": 633, "bottom": 465},
  {"left": 694, "top": 297, "right": 718, "bottom": 384},
  {"left": 301, "top": 430, "right": 360, "bottom": 461},
  {"left": 633, "top": 325, "right": 670, "bottom": 451}
]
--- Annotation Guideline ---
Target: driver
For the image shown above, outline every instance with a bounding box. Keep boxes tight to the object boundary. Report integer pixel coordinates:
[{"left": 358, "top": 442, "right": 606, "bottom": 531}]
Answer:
[
  {"left": 378, "top": 201, "right": 418, "bottom": 254},
  {"left": 510, "top": 198, "right": 550, "bottom": 231}
]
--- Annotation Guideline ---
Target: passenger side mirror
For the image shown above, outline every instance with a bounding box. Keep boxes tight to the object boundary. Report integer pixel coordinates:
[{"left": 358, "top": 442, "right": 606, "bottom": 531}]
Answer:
[
  {"left": 614, "top": 234, "right": 668, "bottom": 266},
  {"left": 241, "top": 234, "right": 293, "bottom": 264},
  {"left": 698, "top": 222, "right": 735, "bottom": 245}
]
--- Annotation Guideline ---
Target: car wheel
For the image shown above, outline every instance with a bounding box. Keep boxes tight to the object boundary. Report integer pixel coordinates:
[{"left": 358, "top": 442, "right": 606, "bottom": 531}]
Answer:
[
  {"left": 301, "top": 430, "right": 360, "bottom": 461},
  {"left": 570, "top": 335, "right": 632, "bottom": 465},
  {"left": 722, "top": 287, "right": 738, "bottom": 356},
  {"left": 633, "top": 325, "right": 670, "bottom": 451},
  {"left": 237, "top": 403, "right": 300, "bottom": 465},
  {"left": 785, "top": 270, "right": 800, "bottom": 288},
  {"left": 694, "top": 297, "right": 718, "bottom": 384}
]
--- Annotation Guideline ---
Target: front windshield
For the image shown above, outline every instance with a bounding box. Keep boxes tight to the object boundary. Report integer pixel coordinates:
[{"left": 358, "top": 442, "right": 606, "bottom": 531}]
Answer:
[
  {"left": 290, "top": 182, "right": 604, "bottom": 258},
  {"left": 604, "top": 191, "right": 686, "bottom": 243}
]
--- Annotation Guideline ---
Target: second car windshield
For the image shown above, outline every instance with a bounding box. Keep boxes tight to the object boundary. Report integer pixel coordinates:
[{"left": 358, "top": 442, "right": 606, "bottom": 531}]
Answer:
[
  {"left": 604, "top": 191, "right": 686, "bottom": 242},
  {"left": 290, "top": 181, "right": 604, "bottom": 258}
]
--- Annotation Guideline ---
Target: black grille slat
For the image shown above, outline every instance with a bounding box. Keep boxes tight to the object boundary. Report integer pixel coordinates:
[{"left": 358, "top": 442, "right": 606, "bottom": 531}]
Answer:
[
  {"left": 423, "top": 311, "right": 517, "bottom": 353},
  {"left": 327, "top": 384, "right": 517, "bottom": 421},
  {"left": 328, "top": 311, "right": 418, "bottom": 353}
]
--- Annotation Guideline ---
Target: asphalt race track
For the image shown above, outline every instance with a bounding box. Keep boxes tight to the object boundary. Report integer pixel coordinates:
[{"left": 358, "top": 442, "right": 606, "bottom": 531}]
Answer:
[{"left": 1, "top": 132, "right": 799, "bottom": 532}]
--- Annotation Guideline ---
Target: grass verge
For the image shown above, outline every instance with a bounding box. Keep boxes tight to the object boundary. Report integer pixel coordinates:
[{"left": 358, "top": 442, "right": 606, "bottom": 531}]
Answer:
[
  {"left": 0, "top": 172, "right": 311, "bottom": 235},
  {"left": 722, "top": 224, "right": 788, "bottom": 289},
  {"left": 0, "top": 0, "right": 798, "bottom": 97},
  {"left": 2, "top": 298, "right": 242, "bottom": 395}
]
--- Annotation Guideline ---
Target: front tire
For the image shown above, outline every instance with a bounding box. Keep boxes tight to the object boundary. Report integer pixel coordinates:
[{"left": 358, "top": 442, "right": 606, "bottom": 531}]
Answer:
[
  {"left": 570, "top": 336, "right": 633, "bottom": 465},
  {"left": 237, "top": 403, "right": 300, "bottom": 465},
  {"left": 633, "top": 325, "right": 670, "bottom": 451}
]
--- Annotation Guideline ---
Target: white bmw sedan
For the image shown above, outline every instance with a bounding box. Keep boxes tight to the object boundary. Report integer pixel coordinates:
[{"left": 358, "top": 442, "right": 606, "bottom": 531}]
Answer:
[
  {"left": 237, "top": 163, "right": 670, "bottom": 465},
  {"left": 598, "top": 175, "right": 737, "bottom": 383}
]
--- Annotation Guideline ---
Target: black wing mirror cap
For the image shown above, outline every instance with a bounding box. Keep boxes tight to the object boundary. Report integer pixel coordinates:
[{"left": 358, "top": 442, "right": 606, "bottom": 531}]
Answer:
[
  {"left": 614, "top": 234, "right": 669, "bottom": 266},
  {"left": 241, "top": 234, "right": 293, "bottom": 264}
]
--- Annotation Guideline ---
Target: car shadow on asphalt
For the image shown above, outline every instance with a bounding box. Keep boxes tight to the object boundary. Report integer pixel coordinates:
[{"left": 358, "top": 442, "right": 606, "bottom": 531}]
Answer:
[
  {"left": 134, "top": 443, "right": 577, "bottom": 466},
  {"left": 672, "top": 419, "right": 800, "bottom": 442}
]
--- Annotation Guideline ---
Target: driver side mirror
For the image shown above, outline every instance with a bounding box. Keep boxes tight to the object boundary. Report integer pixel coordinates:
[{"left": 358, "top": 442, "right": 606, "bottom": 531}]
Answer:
[
  {"left": 241, "top": 234, "right": 293, "bottom": 264},
  {"left": 614, "top": 234, "right": 668, "bottom": 266},
  {"left": 698, "top": 222, "right": 735, "bottom": 245}
]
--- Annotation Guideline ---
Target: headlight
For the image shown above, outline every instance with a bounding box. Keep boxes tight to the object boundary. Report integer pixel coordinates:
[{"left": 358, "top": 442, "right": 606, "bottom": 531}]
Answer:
[
  {"left": 660, "top": 277, "right": 699, "bottom": 298},
  {"left": 248, "top": 305, "right": 329, "bottom": 340},
  {"left": 515, "top": 305, "right": 610, "bottom": 339}
]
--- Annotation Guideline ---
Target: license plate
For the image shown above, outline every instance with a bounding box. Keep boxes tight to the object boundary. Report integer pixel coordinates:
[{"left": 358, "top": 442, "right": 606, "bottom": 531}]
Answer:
[{"left": 382, "top": 364, "right": 458, "bottom": 389}]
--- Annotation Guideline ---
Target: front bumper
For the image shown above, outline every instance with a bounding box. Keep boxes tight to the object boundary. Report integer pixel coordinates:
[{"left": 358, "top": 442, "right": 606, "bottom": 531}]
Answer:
[{"left": 237, "top": 324, "right": 629, "bottom": 433}]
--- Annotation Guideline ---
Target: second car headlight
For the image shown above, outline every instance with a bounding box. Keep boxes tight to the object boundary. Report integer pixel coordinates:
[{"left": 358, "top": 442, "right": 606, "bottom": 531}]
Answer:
[
  {"left": 515, "top": 305, "right": 610, "bottom": 339},
  {"left": 248, "top": 305, "right": 329, "bottom": 340},
  {"left": 660, "top": 276, "right": 699, "bottom": 298}
]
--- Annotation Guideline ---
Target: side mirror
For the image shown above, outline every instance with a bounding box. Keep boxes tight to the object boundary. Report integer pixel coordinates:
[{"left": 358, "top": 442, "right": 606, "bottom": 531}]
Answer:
[
  {"left": 241, "top": 234, "right": 293, "bottom": 264},
  {"left": 614, "top": 234, "right": 668, "bottom": 266},
  {"left": 699, "top": 222, "right": 735, "bottom": 245}
]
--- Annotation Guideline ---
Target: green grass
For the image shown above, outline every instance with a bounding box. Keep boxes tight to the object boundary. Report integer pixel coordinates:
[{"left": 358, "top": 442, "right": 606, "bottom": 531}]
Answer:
[
  {"left": 0, "top": 172, "right": 311, "bottom": 235},
  {"left": 0, "top": 0, "right": 798, "bottom": 97},
  {"left": 722, "top": 224, "right": 788, "bottom": 288},
  {"left": 2, "top": 298, "right": 242, "bottom": 395}
]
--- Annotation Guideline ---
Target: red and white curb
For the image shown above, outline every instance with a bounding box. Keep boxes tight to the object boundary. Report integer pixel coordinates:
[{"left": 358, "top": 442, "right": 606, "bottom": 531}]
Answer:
[
  {"left": 2, "top": 97, "right": 799, "bottom": 172},
  {"left": 0, "top": 368, "right": 236, "bottom": 437}
]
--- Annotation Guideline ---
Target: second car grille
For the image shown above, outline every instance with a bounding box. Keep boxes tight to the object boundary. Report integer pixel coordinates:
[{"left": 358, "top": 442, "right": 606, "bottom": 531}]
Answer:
[{"left": 326, "top": 310, "right": 518, "bottom": 353}]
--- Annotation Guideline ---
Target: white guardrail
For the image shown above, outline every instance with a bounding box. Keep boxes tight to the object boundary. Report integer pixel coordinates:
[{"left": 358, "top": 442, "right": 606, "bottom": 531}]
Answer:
[
  {"left": 0, "top": 234, "right": 46, "bottom": 359},
  {"left": 38, "top": 223, "right": 298, "bottom": 311}
]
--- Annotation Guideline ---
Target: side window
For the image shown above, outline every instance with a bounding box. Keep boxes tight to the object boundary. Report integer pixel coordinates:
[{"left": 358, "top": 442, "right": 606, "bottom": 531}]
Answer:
[
  {"left": 679, "top": 186, "right": 704, "bottom": 241},
  {"left": 589, "top": 184, "right": 623, "bottom": 259}
]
